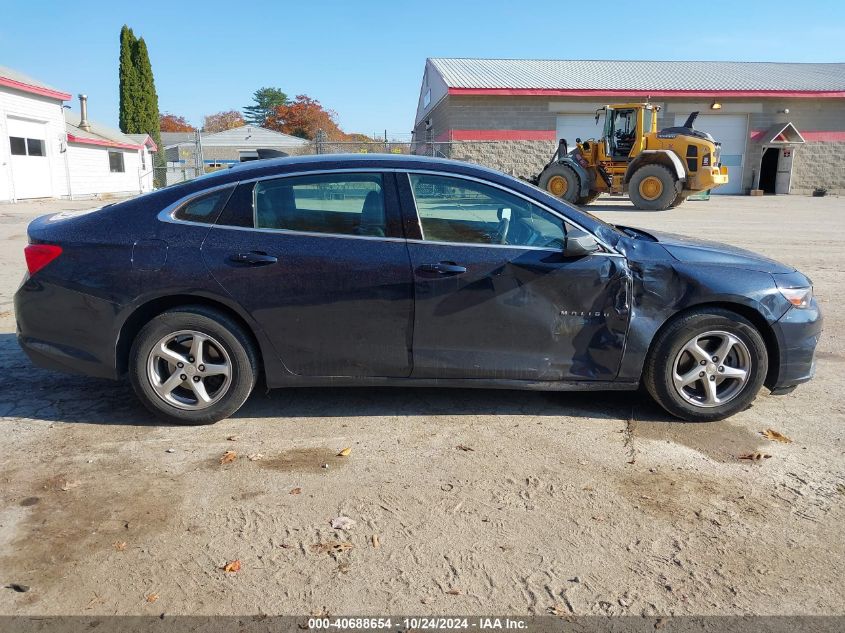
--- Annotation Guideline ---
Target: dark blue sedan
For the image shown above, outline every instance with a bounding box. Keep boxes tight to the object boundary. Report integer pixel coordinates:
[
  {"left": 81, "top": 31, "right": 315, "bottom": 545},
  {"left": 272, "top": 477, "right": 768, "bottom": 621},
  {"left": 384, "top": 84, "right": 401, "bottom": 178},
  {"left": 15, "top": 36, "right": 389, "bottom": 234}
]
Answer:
[{"left": 14, "top": 155, "right": 821, "bottom": 424}]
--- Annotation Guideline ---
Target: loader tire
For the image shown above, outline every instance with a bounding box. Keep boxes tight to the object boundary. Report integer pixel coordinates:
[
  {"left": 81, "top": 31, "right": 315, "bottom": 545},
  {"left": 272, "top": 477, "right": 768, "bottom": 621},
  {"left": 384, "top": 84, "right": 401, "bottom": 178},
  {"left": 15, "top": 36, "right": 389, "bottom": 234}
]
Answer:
[
  {"left": 538, "top": 164, "right": 579, "bottom": 203},
  {"left": 628, "top": 164, "right": 680, "bottom": 211},
  {"left": 668, "top": 193, "right": 687, "bottom": 209},
  {"left": 577, "top": 191, "right": 602, "bottom": 206}
]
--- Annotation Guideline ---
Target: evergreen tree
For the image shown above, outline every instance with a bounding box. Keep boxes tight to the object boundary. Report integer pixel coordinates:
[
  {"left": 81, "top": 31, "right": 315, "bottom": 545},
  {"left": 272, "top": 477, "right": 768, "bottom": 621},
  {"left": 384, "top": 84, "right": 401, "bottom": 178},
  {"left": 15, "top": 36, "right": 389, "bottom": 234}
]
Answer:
[
  {"left": 120, "top": 27, "right": 165, "bottom": 185},
  {"left": 243, "top": 87, "right": 288, "bottom": 126},
  {"left": 118, "top": 25, "right": 138, "bottom": 133}
]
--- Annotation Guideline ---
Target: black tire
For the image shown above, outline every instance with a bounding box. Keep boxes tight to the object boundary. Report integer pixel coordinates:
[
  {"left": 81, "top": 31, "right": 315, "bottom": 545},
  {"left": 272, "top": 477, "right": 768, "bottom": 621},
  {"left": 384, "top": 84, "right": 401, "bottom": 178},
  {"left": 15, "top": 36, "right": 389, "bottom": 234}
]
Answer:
[
  {"left": 628, "top": 164, "right": 680, "bottom": 211},
  {"left": 576, "top": 191, "right": 602, "bottom": 205},
  {"left": 538, "top": 164, "right": 580, "bottom": 203},
  {"left": 129, "top": 306, "right": 258, "bottom": 425},
  {"left": 644, "top": 308, "right": 768, "bottom": 422},
  {"left": 668, "top": 193, "right": 686, "bottom": 209}
]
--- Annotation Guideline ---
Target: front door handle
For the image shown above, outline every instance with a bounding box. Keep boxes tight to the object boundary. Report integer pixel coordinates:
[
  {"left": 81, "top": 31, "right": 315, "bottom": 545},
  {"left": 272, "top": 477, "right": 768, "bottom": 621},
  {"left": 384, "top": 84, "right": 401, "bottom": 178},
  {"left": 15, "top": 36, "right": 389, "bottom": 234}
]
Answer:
[
  {"left": 229, "top": 251, "right": 278, "bottom": 266},
  {"left": 418, "top": 261, "right": 467, "bottom": 275}
]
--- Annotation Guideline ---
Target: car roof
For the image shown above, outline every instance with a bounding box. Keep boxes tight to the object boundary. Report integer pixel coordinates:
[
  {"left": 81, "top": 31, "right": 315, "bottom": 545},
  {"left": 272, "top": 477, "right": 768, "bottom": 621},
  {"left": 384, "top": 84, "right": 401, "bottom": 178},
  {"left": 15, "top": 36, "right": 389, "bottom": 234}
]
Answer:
[{"left": 220, "top": 153, "right": 503, "bottom": 179}]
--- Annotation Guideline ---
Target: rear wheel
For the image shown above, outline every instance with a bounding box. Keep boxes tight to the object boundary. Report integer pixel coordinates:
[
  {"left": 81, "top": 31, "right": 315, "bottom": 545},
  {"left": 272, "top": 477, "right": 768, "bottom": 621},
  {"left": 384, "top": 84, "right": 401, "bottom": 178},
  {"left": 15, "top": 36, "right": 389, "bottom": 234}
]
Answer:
[
  {"left": 129, "top": 306, "right": 258, "bottom": 425},
  {"left": 628, "top": 164, "right": 679, "bottom": 211},
  {"left": 538, "top": 164, "right": 579, "bottom": 203},
  {"left": 644, "top": 308, "right": 768, "bottom": 422}
]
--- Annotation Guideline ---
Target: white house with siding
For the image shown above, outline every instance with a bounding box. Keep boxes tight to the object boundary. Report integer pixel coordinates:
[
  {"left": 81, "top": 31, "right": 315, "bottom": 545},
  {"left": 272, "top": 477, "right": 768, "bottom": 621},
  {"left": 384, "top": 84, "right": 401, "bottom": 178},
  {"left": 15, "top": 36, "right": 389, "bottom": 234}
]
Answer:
[{"left": 0, "top": 64, "right": 157, "bottom": 202}]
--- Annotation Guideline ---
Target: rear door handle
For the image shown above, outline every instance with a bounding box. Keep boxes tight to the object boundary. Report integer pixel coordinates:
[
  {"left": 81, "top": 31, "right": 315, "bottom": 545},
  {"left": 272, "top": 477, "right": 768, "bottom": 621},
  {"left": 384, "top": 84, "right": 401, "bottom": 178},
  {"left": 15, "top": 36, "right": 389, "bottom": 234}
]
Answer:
[
  {"left": 418, "top": 262, "right": 467, "bottom": 275},
  {"left": 229, "top": 251, "right": 278, "bottom": 266}
]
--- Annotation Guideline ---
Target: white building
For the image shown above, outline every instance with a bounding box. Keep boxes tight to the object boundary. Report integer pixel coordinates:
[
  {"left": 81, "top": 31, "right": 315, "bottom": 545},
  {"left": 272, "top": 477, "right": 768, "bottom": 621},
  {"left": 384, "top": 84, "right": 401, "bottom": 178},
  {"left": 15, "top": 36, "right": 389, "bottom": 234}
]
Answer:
[{"left": 0, "top": 65, "right": 157, "bottom": 202}]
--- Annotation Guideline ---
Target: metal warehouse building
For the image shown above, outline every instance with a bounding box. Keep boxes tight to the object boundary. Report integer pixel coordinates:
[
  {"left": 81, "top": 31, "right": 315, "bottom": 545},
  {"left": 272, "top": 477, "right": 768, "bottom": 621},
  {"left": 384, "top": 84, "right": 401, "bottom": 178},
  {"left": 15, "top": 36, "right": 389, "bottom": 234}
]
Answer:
[{"left": 413, "top": 58, "right": 845, "bottom": 195}]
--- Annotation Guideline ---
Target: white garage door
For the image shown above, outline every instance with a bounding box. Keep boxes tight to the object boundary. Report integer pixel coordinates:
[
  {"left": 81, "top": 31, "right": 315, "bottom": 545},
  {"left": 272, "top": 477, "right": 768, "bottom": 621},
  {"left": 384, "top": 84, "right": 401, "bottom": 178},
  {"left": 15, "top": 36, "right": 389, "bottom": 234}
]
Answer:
[
  {"left": 7, "top": 117, "right": 52, "bottom": 199},
  {"left": 555, "top": 114, "right": 603, "bottom": 148},
  {"left": 675, "top": 113, "right": 748, "bottom": 194}
]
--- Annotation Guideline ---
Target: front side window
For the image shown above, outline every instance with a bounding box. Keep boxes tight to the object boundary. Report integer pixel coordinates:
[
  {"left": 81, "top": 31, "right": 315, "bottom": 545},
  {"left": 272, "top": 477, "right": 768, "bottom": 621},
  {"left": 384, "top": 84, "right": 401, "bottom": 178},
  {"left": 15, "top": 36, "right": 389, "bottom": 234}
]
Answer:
[
  {"left": 109, "top": 151, "right": 125, "bottom": 173},
  {"left": 409, "top": 174, "right": 565, "bottom": 249},
  {"left": 255, "top": 173, "right": 386, "bottom": 237}
]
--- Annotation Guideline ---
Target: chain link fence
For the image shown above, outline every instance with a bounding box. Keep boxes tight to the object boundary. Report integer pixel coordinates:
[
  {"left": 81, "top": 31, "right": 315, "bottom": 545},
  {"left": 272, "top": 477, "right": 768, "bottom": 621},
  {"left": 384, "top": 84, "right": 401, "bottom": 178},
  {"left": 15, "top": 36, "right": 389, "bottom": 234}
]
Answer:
[{"left": 153, "top": 132, "right": 556, "bottom": 188}]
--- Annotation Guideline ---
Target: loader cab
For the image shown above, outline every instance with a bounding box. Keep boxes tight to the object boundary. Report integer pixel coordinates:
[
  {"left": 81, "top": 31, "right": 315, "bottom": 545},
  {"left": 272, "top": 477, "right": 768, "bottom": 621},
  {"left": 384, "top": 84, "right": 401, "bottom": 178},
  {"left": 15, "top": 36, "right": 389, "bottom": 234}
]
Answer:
[{"left": 597, "top": 104, "right": 658, "bottom": 161}]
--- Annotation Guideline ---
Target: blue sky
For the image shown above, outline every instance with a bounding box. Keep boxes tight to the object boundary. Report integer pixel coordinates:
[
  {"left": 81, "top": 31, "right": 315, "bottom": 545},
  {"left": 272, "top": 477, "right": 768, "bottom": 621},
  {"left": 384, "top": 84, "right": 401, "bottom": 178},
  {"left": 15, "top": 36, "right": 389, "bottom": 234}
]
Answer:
[{"left": 1, "top": 1, "right": 843, "bottom": 137}]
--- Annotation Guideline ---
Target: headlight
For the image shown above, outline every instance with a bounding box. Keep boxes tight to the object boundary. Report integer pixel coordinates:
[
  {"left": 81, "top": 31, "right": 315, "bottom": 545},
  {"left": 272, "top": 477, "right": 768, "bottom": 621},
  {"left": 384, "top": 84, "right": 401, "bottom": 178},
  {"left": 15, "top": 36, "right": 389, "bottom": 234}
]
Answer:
[{"left": 780, "top": 286, "right": 813, "bottom": 308}]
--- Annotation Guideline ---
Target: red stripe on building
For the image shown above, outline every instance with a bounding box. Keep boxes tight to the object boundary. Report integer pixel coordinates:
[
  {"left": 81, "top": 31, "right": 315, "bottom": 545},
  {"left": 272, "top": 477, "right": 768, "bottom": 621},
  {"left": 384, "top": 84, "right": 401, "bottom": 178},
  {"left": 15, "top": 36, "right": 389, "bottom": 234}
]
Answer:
[
  {"left": 448, "top": 88, "right": 845, "bottom": 99},
  {"left": 67, "top": 134, "right": 143, "bottom": 150},
  {"left": 449, "top": 129, "right": 557, "bottom": 141},
  {"left": 750, "top": 130, "right": 845, "bottom": 142},
  {"left": 0, "top": 76, "right": 71, "bottom": 101}
]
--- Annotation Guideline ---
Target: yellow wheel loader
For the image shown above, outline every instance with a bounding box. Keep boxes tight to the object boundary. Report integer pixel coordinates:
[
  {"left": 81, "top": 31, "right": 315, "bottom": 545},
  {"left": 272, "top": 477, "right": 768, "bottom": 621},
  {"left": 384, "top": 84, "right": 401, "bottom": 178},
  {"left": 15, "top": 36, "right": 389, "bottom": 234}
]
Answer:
[{"left": 533, "top": 104, "right": 729, "bottom": 210}]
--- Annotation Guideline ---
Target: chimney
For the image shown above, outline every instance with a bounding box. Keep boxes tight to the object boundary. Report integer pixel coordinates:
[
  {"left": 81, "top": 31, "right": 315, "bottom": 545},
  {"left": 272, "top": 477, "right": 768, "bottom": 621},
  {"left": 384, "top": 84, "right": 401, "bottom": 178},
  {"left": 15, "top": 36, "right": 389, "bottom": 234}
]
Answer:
[{"left": 78, "top": 94, "right": 91, "bottom": 132}]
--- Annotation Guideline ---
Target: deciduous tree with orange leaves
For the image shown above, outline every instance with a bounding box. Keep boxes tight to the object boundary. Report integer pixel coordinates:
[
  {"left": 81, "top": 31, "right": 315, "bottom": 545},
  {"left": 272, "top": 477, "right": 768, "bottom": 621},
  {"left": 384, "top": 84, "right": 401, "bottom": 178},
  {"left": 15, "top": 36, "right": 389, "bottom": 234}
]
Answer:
[
  {"left": 202, "top": 110, "right": 245, "bottom": 133},
  {"left": 264, "top": 95, "right": 345, "bottom": 140},
  {"left": 159, "top": 112, "right": 195, "bottom": 132}
]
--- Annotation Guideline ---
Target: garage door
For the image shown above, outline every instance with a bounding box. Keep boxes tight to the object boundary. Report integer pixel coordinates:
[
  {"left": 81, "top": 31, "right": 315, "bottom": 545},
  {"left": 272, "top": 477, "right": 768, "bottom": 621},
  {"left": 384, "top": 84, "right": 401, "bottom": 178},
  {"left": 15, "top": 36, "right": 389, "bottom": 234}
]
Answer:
[
  {"left": 675, "top": 113, "right": 747, "bottom": 194},
  {"left": 7, "top": 117, "right": 52, "bottom": 199},
  {"left": 555, "top": 114, "right": 603, "bottom": 148}
]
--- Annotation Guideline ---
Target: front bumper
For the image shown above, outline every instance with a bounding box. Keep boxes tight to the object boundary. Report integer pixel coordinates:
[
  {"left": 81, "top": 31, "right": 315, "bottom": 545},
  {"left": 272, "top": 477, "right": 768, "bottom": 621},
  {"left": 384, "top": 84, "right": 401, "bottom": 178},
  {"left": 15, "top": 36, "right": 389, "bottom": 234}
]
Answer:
[{"left": 769, "top": 299, "right": 822, "bottom": 392}]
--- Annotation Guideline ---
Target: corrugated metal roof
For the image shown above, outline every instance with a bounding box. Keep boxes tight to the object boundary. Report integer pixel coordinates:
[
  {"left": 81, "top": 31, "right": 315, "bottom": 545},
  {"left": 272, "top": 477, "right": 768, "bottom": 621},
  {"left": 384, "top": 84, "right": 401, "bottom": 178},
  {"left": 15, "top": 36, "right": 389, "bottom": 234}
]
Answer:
[
  {"left": 163, "top": 126, "right": 309, "bottom": 148},
  {"left": 0, "top": 64, "right": 69, "bottom": 96},
  {"left": 429, "top": 58, "right": 845, "bottom": 91}
]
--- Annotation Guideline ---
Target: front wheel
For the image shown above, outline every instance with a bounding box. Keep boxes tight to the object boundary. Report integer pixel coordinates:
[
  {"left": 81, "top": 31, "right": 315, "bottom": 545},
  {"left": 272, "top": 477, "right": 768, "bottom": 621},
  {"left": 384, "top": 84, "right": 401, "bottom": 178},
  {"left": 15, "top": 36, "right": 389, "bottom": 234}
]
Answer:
[
  {"left": 644, "top": 309, "right": 768, "bottom": 422},
  {"left": 129, "top": 306, "right": 258, "bottom": 425},
  {"left": 538, "top": 164, "right": 580, "bottom": 203}
]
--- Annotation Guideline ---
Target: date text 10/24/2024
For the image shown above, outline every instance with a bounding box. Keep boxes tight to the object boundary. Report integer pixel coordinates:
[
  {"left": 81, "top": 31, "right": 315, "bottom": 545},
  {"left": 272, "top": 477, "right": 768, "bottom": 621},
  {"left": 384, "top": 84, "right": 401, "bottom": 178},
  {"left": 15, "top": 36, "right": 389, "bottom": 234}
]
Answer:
[{"left": 307, "top": 618, "right": 529, "bottom": 630}]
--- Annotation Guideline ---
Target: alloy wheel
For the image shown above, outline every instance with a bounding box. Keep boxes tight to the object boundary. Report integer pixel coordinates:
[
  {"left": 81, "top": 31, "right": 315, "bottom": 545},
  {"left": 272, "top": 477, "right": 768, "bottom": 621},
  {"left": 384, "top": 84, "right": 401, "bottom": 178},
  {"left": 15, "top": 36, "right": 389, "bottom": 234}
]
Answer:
[
  {"left": 672, "top": 330, "right": 751, "bottom": 408},
  {"left": 147, "top": 329, "right": 232, "bottom": 410}
]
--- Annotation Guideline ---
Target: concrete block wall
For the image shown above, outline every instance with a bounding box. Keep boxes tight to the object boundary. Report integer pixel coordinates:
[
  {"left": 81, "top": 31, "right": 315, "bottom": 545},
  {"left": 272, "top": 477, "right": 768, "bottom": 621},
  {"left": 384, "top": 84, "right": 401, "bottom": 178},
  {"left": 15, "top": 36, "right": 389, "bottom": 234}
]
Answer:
[
  {"left": 792, "top": 142, "right": 845, "bottom": 194},
  {"left": 446, "top": 140, "right": 556, "bottom": 180}
]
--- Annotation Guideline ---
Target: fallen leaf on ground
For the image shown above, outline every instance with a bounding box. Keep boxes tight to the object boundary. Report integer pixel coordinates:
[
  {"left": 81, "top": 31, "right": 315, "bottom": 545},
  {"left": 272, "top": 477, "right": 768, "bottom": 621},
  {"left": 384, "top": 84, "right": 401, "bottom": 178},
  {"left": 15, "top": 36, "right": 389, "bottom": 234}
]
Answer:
[
  {"left": 337, "top": 447, "right": 352, "bottom": 457},
  {"left": 247, "top": 453, "right": 263, "bottom": 461},
  {"left": 739, "top": 452, "right": 772, "bottom": 461},
  {"left": 145, "top": 594, "right": 158, "bottom": 603},
  {"left": 761, "top": 429, "right": 792, "bottom": 443},
  {"left": 290, "top": 487, "right": 302, "bottom": 495},
  {"left": 226, "top": 435, "right": 238, "bottom": 441},
  {"left": 330, "top": 516, "right": 356, "bottom": 530},
  {"left": 220, "top": 451, "right": 237, "bottom": 465},
  {"left": 113, "top": 541, "right": 127, "bottom": 551},
  {"left": 310, "top": 540, "right": 354, "bottom": 555},
  {"left": 446, "top": 588, "right": 463, "bottom": 595},
  {"left": 371, "top": 534, "right": 380, "bottom": 548},
  {"left": 222, "top": 559, "right": 241, "bottom": 573},
  {"left": 456, "top": 445, "right": 474, "bottom": 452}
]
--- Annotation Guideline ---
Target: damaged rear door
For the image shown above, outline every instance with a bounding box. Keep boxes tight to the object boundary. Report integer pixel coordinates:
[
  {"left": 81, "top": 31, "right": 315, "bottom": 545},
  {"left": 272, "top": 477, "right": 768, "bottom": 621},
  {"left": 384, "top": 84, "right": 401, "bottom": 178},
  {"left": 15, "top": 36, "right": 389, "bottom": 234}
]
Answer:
[{"left": 399, "top": 172, "right": 630, "bottom": 381}]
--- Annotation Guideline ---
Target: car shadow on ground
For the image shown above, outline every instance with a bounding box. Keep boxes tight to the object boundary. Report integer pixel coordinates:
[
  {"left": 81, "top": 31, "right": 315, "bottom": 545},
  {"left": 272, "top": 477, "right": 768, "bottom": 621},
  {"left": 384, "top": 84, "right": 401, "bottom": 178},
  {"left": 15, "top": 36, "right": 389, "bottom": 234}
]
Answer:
[{"left": 0, "top": 332, "right": 675, "bottom": 426}]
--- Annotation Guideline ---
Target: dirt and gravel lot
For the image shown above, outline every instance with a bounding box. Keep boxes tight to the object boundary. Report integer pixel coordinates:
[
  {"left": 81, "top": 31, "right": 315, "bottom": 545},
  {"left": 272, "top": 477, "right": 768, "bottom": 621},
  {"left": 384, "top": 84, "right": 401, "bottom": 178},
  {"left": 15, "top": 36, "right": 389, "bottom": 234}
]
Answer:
[{"left": 0, "top": 194, "right": 842, "bottom": 617}]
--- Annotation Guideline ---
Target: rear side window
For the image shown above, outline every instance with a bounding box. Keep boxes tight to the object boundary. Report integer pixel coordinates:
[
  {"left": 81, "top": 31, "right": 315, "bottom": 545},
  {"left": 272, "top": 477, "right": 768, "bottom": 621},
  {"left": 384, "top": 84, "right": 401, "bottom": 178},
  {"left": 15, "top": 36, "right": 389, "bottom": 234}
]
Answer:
[
  {"left": 254, "top": 173, "right": 386, "bottom": 237},
  {"left": 173, "top": 188, "right": 233, "bottom": 224}
]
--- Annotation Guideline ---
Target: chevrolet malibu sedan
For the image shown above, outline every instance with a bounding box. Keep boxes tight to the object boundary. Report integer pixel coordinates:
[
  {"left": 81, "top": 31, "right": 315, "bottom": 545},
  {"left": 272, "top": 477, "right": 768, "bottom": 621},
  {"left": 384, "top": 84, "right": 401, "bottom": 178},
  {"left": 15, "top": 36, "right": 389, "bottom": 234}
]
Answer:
[{"left": 15, "top": 155, "right": 821, "bottom": 425}]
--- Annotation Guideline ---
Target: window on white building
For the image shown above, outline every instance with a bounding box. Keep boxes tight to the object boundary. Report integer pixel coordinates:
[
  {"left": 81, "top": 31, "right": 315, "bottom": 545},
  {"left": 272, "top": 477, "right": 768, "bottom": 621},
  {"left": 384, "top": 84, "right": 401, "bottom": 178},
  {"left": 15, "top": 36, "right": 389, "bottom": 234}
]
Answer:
[
  {"left": 109, "top": 151, "right": 125, "bottom": 173},
  {"left": 9, "top": 136, "right": 44, "bottom": 156}
]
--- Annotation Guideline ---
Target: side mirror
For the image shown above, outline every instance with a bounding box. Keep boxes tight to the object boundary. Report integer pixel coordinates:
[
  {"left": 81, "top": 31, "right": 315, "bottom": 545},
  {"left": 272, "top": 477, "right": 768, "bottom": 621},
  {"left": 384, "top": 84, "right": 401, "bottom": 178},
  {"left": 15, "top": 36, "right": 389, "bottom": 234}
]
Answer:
[{"left": 563, "top": 228, "right": 599, "bottom": 257}]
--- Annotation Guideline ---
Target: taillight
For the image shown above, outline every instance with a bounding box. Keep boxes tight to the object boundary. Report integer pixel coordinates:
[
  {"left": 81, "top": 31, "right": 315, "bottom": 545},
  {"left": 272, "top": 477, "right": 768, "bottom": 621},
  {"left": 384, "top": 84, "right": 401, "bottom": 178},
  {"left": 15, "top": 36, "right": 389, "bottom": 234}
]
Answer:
[{"left": 24, "top": 244, "right": 63, "bottom": 275}]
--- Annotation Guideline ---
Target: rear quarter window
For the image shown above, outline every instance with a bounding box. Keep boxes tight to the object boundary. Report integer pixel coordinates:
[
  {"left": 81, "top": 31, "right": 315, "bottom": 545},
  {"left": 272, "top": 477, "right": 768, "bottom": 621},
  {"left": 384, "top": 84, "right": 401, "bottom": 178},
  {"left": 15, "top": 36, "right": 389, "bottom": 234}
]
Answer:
[{"left": 173, "top": 188, "right": 233, "bottom": 224}]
